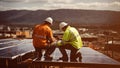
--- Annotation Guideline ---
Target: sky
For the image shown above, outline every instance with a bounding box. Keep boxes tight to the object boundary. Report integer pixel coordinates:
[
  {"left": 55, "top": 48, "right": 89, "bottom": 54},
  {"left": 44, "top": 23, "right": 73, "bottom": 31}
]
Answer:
[{"left": 0, "top": 0, "right": 120, "bottom": 11}]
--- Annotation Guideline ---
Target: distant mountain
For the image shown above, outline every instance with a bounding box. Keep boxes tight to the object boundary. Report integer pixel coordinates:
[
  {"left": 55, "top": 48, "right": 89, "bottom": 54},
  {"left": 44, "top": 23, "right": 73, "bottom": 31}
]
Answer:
[{"left": 0, "top": 9, "right": 120, "bottom": 26}]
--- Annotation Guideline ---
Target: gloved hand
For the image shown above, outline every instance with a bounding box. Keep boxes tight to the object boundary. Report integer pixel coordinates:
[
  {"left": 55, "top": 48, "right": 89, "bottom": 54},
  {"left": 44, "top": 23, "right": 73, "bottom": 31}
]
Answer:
[
  {"left": 51, "top": 40, "right": 62, "bottom": 46},
  {"left": 51, "top": 41, "right": 57, "bottom": 46}
]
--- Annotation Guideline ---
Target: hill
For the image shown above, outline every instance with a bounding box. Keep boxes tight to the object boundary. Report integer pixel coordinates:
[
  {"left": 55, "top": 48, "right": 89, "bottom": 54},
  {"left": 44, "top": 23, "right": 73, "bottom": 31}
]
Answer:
[{"left": 0, "top": 9, "right": 120, "bottom": 29}]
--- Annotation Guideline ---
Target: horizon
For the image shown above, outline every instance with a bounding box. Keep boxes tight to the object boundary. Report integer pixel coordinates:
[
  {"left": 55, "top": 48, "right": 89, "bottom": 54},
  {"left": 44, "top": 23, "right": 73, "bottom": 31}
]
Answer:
[
  {"left": 0, "top": 8, "right": 120, "bottom": 12},
  {"left": 0, "top": 0, "right": 120, "bottom": 11}
]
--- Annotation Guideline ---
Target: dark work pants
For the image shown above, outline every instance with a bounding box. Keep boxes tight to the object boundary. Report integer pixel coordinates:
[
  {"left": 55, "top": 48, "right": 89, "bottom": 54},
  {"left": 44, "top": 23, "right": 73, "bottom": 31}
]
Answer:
[
  {"left": 34, "top": 45, "right": 56, "bottom": 60},
  {"left": 59, "top": 44, "right": 82, "bottom": 62}
]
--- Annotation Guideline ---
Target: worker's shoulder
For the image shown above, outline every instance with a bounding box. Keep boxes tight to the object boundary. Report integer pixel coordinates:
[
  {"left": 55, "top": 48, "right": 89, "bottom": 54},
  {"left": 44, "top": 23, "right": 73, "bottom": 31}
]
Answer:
[
  {"left": 45, "top": 26, "right": 52, "bottom": 31},
  {"left": 35, "top": 24, "right": 52, "bottom": 31},
  {"left": 42, "top": 24, "right": 51, "bottom": 29},
  {"left": 70, "top": 27, "right": 77, "bottom": 30}
]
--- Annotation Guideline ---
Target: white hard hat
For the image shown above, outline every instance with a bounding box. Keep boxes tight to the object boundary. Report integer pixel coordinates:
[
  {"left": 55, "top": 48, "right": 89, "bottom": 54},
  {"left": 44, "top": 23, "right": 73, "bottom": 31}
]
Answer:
[
  {"left": 45, "top": 17, "right": 53, "bottom": 24},
  {"left": 59, "top": 22, "right": 68, "bottom": 30}
]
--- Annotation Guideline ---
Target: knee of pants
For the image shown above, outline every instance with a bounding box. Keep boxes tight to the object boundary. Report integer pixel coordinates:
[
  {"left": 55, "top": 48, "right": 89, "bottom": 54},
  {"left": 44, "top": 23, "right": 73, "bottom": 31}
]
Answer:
[
  {"left": 76, "top": 52, "right": 82, "bottom": 59},
  {"left": 70, "top": 54, "right": 76, "bottom": 59}
]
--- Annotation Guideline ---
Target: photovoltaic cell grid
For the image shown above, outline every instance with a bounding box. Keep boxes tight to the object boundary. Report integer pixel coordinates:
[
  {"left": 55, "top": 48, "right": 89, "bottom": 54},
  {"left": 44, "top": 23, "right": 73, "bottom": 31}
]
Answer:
[
  {"left": 0, "top": 39, "right": 120, "bottom": 65},
  {"left": 0, "top": 39, "right": 35, "bottom": 59}
]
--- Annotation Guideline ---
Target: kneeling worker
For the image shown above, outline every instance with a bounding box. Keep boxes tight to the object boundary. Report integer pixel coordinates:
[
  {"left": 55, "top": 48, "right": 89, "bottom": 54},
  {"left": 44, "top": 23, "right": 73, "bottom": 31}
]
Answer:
[
  {"left": 32, "top": 17, "right": 56, "bottom": 60},
  {"left": 54, "top": 22, "right": 83, "bottom": 62}
]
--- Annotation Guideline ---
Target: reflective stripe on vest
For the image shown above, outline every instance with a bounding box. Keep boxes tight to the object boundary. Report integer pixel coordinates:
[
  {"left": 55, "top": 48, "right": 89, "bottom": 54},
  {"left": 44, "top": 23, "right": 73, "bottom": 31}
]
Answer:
[{"left": 34, "top": 34, "right": 46, "bottom": 39}]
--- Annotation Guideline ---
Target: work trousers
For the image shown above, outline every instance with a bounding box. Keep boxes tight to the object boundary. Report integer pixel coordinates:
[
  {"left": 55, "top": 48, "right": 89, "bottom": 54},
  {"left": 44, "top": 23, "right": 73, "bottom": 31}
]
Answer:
[
  {"left": 59, "top": 44, "right": 82, "bottom": 62},
  {"left": 34, "top": 45, "right": 56, "bottom": 60}
]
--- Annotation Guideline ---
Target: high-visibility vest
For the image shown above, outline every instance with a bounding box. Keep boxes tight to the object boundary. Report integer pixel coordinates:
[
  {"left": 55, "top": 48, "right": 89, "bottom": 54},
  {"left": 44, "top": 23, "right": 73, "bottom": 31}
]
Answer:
[
  {"left": 58, "top": 26, "right": 83, "bottom": 49},
  {"left": 32, "top": 23, "right": 54, "bottom": 47}
]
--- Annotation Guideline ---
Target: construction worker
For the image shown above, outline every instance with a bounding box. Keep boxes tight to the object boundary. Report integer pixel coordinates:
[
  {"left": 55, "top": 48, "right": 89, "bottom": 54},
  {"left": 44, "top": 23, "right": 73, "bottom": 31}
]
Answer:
[
  {"left": 56, "top": 22, "right": 83, "bottom": 62},
  {"left": 32, "top": 17, "right": 56, "bottom": 60}
]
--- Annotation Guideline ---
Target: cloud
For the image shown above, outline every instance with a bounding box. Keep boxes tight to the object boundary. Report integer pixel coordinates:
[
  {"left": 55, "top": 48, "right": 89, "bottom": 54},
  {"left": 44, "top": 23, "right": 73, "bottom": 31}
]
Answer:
[
  {"left": 0, "top": 0, "right": 73, "bottom": 3},
  {"left": 0, "top": 0, "right": 120, "bottom": 11},
  {"left": 41, "top": 1, "right": 120, "bottom": 11},
  {"left": 0, "top": 0, "right": 26, "bottom": 2},
  {"left": 75, "top": 2, "right": 120, "bottom": 10},
  {"left": 40, "top": 1, "right": 118, "bottom": 10},
  {"left": 46, "top": 0, "right": 73, "bottom": 3}
]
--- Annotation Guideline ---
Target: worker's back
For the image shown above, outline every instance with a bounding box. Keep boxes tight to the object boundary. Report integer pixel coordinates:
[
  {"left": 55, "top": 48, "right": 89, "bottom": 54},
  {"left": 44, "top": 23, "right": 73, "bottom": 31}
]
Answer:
[
  {"left": 69, "top": 26, "right": 83, "bottom": 49},
  {"left": 33, "top": 23, "right": 53, "bottom": 47},
  {"left": 62, "top": 26, "right": 83, "bottom": 49}
]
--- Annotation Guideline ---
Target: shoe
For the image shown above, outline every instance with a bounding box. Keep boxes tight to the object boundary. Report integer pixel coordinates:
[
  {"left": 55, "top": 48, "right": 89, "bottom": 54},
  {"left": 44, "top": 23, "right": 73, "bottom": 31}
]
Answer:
[
  {"left": 70, "top": 59, "right": 77, "bottom": 62},
  {"left": 36, "top": 58, "right": 41, "bottom": 61},
  {"left": 58, "top": 57, "right": 68, "bottom": 62},
  {"left": 76, "top": 52, "right": 82, "bottom": 62}
]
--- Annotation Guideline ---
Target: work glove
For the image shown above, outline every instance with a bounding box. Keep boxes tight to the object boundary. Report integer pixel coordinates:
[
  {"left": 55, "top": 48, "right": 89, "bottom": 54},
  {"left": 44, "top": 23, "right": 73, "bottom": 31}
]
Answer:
[
  {"left": 51, "top": 41, "right": 57, "bottom": 46},
  {"left": 51, "top": 40, "right": 62, "bottom": 46},
  {"left": 57, "top": 40, "right": 62, "bottom": 46}
]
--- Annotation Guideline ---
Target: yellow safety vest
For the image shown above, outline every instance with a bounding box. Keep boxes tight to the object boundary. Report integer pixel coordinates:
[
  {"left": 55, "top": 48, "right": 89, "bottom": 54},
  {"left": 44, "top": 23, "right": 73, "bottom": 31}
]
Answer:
[{"left": 58, "top": 26, "right": 83, "bottom": 49}]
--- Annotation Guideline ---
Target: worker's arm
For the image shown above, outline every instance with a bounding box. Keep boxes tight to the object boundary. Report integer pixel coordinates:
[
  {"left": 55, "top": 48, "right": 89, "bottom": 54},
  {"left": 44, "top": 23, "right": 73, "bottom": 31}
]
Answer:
[
  {"left": 62, "top": 30, "right": 71, "bottom": 44},
  {"left": 47, "top": 28, "right": 56, "bottom": 43}
]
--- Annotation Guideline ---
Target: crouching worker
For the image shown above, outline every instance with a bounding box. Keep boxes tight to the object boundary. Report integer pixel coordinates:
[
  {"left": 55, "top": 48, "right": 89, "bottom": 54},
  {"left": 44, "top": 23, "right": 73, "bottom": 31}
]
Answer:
[
  {"left": 32, "top": 17, "right": 56, "bottom": 61},
  {"left": 52, "top": 22, "right": 83, "bottom": 62}
]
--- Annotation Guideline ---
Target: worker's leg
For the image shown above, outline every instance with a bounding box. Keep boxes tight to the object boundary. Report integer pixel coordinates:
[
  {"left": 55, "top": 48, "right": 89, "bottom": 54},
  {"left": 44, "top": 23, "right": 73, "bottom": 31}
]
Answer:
[
  {"left": 58, "top": 45, "right": 69, "bottom": 61},
  {"left": 70, "top": 48, "right": 82, "bottom": 62},
  {"left": 69, "top": 47, "right": 78, "bottom": 62},
  {"left": 63, "top": 45, "right": 81, "bottom": 62},
  {"left": 44, "top": 45, "right": 56, "bottom": 60},
  {"left": 34, "top": 47, "right": 42, "bottom": 60},
  {"left": 75, "top": 51, "right": 82, "bottom": 62}
]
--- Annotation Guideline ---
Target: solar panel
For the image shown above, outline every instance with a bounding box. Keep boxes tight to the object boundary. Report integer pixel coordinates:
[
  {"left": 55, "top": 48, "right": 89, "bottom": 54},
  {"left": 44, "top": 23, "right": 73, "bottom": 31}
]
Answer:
[
  {"left": 0, "top": 44, "right": 11, "bottom": 48},
  {"left": 0, "top": 40, "right": 22, "bottom": 48},
  {"left": 39, "top": 47, "right": 120, "bottom": 64},
  {"left": 80, "top": 47, "right": 120, "bottom": 64},
  {"left": 0, "top": 40, "right": 35, "bottom": 59},
  {"left": 0, "top": 39, "right": 15, "bottom": 43},
  {"left": 0, "top": 39, "right": 119, "bottom": 65}
]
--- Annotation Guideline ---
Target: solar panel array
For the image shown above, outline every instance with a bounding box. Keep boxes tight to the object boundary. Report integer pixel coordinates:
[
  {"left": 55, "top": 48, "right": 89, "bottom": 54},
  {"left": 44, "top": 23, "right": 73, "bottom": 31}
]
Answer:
[
  {"left": 0, "top": 39, "right": 120, "bottom": 65},
  {"left": 0, "top": 39, "right": 35, "bottom": 59}
]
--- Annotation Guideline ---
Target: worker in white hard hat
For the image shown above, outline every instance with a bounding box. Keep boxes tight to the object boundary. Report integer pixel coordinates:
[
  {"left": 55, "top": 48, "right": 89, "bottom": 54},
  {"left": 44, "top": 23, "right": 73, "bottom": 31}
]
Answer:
[
  {"left": 56, "top": 22, "right": 83, "bottom": 62},
  {"left": 32, "top": 17, "right": 56, "bottom": 61},
  {"left": 45, "top": 17, "right": 53, "bottom": 25}
]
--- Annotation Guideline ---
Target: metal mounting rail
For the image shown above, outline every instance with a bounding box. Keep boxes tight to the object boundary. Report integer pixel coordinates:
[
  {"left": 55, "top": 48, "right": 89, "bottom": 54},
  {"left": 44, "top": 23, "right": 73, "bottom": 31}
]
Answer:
[{"left": 31, "top": 60, "right": 120, "bottom": 68}]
